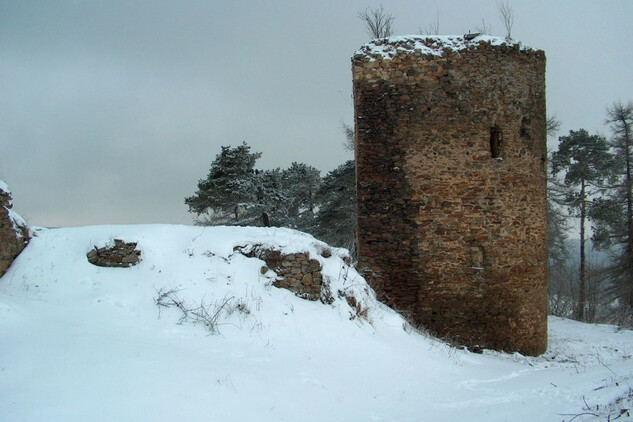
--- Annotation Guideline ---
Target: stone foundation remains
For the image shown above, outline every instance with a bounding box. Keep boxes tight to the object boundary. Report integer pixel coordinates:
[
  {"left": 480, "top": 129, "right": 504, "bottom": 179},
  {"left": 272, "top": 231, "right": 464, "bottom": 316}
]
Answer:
[
  {"left": 87, "top": 239, "right": 141, "bottom": 267},
  {"left": 235, "top": 244, "right": 335, "bottom": 303}
]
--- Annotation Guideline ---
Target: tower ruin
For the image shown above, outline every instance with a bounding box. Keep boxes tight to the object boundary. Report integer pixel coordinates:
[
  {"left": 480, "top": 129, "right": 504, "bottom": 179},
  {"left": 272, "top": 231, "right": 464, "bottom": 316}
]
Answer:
[{"left": 352, "top": 36, "right": 547, "bottom": 356}]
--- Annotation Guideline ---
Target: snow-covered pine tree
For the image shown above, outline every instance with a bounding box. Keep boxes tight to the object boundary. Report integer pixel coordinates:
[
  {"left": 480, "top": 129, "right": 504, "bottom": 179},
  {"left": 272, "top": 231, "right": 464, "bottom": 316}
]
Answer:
[
  {"left": 185, "top": 142, "right": 262, "bottom": 225},
  {"left": 279, "top": 162, "right": 321, "bottom": 231},
  {"left": 186, "top": 143, "right": 320, "bottom": 228},
  {"left": 251, "top": 168, "right": 287, "bottom": 227}
]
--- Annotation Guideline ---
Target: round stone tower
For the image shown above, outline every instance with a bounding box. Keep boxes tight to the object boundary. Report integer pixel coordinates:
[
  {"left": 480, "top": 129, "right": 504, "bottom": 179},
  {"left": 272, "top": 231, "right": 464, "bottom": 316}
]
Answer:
[{"left": 352, "top": 35, "right": 547, "bottom": 356}]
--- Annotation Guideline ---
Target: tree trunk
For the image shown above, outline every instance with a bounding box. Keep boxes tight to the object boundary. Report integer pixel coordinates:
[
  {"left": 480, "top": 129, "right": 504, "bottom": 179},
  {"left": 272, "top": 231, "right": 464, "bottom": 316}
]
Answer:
[
  {"left": 577, "top": 179, "right": 587, "bottom": 321},
  {"left": 624, "top": 120, "right": 633, "bottom": 308}
]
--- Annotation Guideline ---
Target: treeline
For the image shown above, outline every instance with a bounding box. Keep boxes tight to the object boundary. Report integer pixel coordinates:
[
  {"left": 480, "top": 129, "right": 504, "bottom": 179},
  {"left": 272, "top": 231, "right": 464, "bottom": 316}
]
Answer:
[{"left": 185, "top": 142, "right": 356, "bottom": 254}]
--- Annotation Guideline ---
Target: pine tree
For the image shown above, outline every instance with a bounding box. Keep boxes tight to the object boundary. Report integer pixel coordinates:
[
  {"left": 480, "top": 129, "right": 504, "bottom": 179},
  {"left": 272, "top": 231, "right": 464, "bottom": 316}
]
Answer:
[
  {"left": 186, "top": 143, "right": 322, "bottom": 229},
  {"left": 185, "top": 142, "right": 262, "bottom": 225},
  {"left": 591, "top": 101, "right": 633, "bottom": 316},
  {"left": 551, "top": 129, "right": 614, "bottom": 321},
  {"left": 250, "top": 168, "right": 287, "bottom": 227},
  {"left": 279, "top": 162, "right": 321, "bottom": 231}
]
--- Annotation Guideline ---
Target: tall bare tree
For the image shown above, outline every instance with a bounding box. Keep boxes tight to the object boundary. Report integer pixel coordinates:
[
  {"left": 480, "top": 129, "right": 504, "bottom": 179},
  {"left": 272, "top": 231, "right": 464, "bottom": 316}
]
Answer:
[
  {"left": 358, "top": 5, "right": 395, "bottom": 39},
  {"left": 546, "top": 116, "right": 567, "bottom": 264},
  {"left": 497, "top": 1, "right": 514, "bottom": 39},
  {"left": 547, "top": 115, "right": 561, "bottom": 136}
]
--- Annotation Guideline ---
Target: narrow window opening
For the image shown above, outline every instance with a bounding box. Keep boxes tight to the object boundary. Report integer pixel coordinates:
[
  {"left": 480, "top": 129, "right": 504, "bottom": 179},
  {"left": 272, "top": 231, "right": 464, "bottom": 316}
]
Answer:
[
  {"left": 520, "top": 116, "right": 531, "bottom": 139},
  {"left": 490, "top": 126, "right": 502, "bottom": 159}
]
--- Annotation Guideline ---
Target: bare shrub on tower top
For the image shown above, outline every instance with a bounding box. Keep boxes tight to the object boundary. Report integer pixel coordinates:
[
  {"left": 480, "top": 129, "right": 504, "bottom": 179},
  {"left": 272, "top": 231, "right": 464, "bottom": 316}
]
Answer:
[{"left": 358, "top": 5, "right": 395, "bottom": 39}]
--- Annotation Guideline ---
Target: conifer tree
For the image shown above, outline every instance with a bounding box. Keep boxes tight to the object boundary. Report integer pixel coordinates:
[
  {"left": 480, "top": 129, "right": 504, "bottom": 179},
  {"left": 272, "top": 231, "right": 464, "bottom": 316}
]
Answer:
[
  {"left": 185, "top": 142, "right": 263, "bottom": 225},
  {"left": 591, "top": 101, "right": 633, "bottom": 316},
  {"left": 279, "top": 162, "right": 321, "bottom": 231},
  {"left": 186, "top": 144, "right": 316, "bottom": 229},
  {"left": 551, "top": 129, "right": 614, "bottom": 321},
  {"left": 253, "top": 168, "right": 287, "bottom": 227}
]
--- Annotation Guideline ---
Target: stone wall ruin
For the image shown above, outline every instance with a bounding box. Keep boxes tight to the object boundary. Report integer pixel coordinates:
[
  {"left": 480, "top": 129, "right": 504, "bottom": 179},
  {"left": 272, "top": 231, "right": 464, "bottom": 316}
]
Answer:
[
  {"left": 352, "top": 35, "right": 548, "bottom": 355},
  {"left": 87, "top": 239, "right": 141, "bottom": 267},
  {"left": 235, "top": 244, "right": 332, "bottom": 302}
]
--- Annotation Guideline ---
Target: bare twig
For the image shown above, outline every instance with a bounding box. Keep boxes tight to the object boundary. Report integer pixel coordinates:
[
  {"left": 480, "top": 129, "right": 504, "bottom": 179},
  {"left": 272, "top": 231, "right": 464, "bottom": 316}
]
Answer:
[
  {"left": 497, "top": 1, "right": 514, "bottom": 39},
  {"left": 559, "top": 412, "right": 600, "bottom": 421},
  {"left": 420, "top": 10, "right": 440, "bottom": 35},
  {"left": 341, "top": 120, "right": 355, "bottom": 152},
  {"left": 154, "top": 287, "right": 236, "bottom": 334},
  {"left": 475, "top": 18, "right": 491, "bottom": 35},
  {"left": 358, "top": 5, "right": 395, "bottom": 39}
]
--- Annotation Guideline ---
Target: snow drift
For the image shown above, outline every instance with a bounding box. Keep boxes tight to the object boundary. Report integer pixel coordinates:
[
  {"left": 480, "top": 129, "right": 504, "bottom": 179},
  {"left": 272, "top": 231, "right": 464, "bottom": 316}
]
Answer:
[{"left": 1, "top": 224, "right": 632, "bottom": 421}]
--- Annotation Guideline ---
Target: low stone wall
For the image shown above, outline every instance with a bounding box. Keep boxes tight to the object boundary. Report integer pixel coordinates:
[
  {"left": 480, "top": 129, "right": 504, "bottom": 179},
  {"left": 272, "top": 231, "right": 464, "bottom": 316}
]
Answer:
[
  {"left": 235, "top": 245, "right": 331, "bottom": 302},
  {"left": 87, "top": 239, "right": 141, "bottom": 267},
  {"left": 262, "top": 250, "right": 324, "bottom": 301},
  {"left": 0, "top": 182, "right": 29, "bottom": 277}
]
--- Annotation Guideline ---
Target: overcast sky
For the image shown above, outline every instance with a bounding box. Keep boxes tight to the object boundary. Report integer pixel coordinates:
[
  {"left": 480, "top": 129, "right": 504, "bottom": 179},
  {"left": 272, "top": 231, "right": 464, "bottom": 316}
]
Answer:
[{"left": 1, "top": 0, "right": 631, "bottom": 227}]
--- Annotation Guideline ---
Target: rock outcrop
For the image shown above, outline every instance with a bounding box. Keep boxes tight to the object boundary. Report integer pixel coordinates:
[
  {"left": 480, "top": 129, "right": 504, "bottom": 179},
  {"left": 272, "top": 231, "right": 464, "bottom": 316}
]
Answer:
[{"left": 0, "top": 181, "right": 29, "bottom": 277}]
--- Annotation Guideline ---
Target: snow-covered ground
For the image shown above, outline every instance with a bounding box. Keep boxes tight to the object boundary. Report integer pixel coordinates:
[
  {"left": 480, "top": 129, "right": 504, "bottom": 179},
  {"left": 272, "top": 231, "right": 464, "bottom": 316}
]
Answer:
[{"left": 1, "top": 224, "right": 631, "bottom": 422}]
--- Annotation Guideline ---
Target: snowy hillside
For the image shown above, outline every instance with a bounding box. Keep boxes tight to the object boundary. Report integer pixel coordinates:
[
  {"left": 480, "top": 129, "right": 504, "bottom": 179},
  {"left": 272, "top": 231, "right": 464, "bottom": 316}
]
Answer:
[{"left": 1, "top": 224, "right": 632, "bottom": 421}]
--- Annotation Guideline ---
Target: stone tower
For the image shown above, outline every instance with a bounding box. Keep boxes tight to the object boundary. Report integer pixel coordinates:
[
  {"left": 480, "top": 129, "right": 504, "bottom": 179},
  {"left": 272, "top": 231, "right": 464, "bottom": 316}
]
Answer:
[{"left": 352, "top": 36, "right": 547, "bottom": 356}]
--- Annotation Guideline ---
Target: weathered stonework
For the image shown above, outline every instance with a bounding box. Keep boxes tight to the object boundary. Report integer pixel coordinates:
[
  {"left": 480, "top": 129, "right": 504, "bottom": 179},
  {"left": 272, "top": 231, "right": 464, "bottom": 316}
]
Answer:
[
  {"left": 0, "top": 181, "right": 29, "bottom": 277},
  {"left": 87, "top": 239, "right": 141, "bottom": 267},
  {"left": 235, "top": 245, "right": 331, "bottom": 302},
  {"left": 353, "top": 36, "right": 548, "bottom": 355}
]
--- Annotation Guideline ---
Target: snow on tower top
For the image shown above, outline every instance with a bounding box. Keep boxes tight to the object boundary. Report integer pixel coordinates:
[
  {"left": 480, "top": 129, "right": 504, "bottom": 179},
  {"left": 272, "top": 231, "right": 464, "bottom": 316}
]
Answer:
[
  {"left": 354, "top": 34, "right": 532, "bottom": 61},
  {"left": 0, "top": 180, "right": 11, "bottom": 197}
]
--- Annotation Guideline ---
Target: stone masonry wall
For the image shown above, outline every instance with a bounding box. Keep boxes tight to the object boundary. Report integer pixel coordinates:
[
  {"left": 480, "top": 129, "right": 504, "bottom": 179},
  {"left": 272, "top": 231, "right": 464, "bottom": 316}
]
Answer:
[
  {"left": 235, "top": 245, "right": 330, "bottom": 302},
  {"left": 0, "top": 182, "right": 29, "bottom": 277},
  {"left": 353, "top": 36, "right": 548, "bottom": 355}
]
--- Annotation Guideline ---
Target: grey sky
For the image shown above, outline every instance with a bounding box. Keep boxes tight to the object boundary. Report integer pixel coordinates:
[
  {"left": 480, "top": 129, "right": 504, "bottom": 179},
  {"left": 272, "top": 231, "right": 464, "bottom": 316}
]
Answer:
[{"left": 1, "top": 0, "right": 631, "bottom": 227}]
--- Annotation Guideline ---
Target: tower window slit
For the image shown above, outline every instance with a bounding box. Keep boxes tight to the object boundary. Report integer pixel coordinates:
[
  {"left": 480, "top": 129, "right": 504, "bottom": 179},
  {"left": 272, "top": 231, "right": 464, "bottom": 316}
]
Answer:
[{"left": 490, "top": 126, "right": 502, "bottom": 159}]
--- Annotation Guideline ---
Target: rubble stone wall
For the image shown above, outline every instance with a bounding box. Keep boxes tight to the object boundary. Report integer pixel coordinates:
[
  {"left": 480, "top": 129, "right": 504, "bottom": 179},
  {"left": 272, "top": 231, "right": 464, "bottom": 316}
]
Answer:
[
  {"left": 235, "top": 245, "right": 330, "bottom": 302},
  {"left": 87, "top": 240, "right": 141, "bottom": 267},
  {"left": 259, "top": 249, "right": 325, "bottom": 301},
  {"left": 352, "top": 36, "right": 548, "bottom": 355}
]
